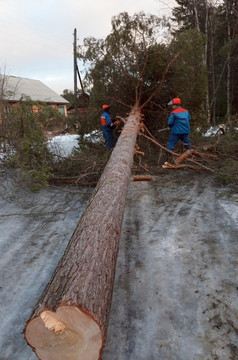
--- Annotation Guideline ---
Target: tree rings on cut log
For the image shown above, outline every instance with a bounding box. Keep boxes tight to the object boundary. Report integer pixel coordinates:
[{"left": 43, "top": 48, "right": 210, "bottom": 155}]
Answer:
[{"left": 25, "top": 306, "right": 102, "bottom": 360}]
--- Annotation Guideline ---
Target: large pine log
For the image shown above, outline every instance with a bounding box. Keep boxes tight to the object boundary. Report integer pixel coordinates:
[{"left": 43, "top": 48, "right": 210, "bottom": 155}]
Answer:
[{"left": 24, "top": 106, "right": 142, "bottom": 360}]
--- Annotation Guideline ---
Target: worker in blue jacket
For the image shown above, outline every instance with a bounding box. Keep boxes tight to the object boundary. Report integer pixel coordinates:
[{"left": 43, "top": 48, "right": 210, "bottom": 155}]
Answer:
[
  {"left": 101, "top": 105, "right": 119, "bottom": 150},
  {"left": 166, "top": 97, "right": 192, "bottom": 151}
]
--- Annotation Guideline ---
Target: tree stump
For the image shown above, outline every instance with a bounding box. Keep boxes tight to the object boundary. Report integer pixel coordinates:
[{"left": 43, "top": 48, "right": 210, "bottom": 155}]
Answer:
[{"left": 24, "top": 106, "right": 142, "bottom": 360}]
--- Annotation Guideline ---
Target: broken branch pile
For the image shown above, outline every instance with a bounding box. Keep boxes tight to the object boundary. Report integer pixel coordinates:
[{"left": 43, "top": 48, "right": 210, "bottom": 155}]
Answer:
[
  {"left": 136, "top": 124, "right": 218, "bottom": 173},
  {"left": 162, "top": 149, "right": 217, "bottom": 172}
]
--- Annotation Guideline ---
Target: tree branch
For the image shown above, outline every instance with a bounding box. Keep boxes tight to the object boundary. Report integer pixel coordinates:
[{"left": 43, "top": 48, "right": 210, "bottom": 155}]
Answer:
[
  {"left": 140, "top": 52, "right": 180, "bottom": 110},
  {"left": 139, "top": 131, "right": 179, "bottom": 157}
]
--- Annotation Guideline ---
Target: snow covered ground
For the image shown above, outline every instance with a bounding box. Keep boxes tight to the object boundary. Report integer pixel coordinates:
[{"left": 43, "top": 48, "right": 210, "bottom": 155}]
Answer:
[
  {"left": 202, "top": 124, "right": 238, "bottom": 137},
  {"left": 0, "top": 175, "right": 94, "bottom": 359},
  {"left": 0, "top": 171, "right": 238, "bottom": 359},
  {"left": 0, "top": 134, "right": 80, "bottom": 162},
  {"left": 47, "top": 131, "right": 103, "bottom": 157},
  {"left": 1, "top": 132, "right": 103, "bottom": 161},
  {"left": 103, "top": 175, "right": 238, "bottom": 360},
  {"left": 47, "top": 134, "right": 79, "bottom": 157}
]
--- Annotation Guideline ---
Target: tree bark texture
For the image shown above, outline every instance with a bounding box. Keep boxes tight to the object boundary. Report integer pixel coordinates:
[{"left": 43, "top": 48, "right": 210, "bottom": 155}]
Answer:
[{"left": 24, "top": 106, "right": 142, "bottom": 360}]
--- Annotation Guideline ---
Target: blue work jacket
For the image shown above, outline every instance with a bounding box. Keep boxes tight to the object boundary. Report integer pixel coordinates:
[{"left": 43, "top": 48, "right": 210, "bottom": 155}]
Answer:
[
  {"left": 101, "top": 111, "right": 113, "bottom": 131},
  {"left": 168, "top": 107, "right": 191, "bottom": 134}
]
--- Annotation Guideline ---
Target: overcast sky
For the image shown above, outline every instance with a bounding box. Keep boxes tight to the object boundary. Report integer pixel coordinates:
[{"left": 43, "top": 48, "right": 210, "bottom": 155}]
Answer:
[{"left": 0, "top": 0, "right": 176, "bottom": 95}]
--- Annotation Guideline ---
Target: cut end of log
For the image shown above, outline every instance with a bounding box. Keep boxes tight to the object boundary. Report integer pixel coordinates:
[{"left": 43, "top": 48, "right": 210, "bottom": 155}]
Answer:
[
  {"left": 133, "top": 175, "right": 153, "bottom": 181},
  {"left": 162, "top": 161, "right": 172, "bottom": 168},
  {"left": 25, "top": 306, "right": 102, "bottom": 360}
]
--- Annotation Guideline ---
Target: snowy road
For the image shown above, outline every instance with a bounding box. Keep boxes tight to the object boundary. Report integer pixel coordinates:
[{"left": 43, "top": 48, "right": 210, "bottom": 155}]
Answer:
[
  {"left": 103, "top": 173, "right": 238, "bottom": 360},
  {"left": 0, "top": 172, "right": 238, "bottom": 359},
  {"left": 0, "top": 175, "right": 93, "bottom": 360}
]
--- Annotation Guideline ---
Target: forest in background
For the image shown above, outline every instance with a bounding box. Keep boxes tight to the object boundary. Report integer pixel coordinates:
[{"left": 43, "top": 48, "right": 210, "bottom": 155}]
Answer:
[
  {"left": 61, "top": 0, "right": 238, "bottom": 186},
  {"left": 65, "top": 0, "right": 237, "bottom": 130}
]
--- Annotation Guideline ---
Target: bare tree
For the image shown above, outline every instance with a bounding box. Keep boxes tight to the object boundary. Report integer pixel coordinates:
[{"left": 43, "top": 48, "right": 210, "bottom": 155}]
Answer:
[
  {"left": 0, "top": 70, "right": 20, "bottom": 152},
  {"left": 193, "top": 0, "right": 201, "bottom": 31},
  {"left": 225, "top": 0, "right": 232, "bottom": 123},
  {"left": 204, "top": 0, "right": 212, "bottom": 124}
]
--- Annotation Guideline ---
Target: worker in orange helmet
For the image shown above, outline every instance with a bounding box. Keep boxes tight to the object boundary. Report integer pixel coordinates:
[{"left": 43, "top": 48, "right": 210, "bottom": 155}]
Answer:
[
  {"left": 166, "top": 97, "right": 192, "bottom": 156},
  {"left": 101, "top": 105, "right": 119, "bottom": 150}
]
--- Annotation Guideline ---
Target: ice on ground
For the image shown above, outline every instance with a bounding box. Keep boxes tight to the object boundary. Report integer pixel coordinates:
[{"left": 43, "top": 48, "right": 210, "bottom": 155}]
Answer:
[
  {"left": 0, "top": 172, "right": 238, "bottom": 360},
  {"left": 0, "top": 178, "right": 93, "bottom": 360}
]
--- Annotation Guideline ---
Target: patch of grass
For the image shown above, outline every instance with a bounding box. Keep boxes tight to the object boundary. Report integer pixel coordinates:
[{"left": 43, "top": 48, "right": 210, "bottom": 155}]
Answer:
[
  {"left": 215, "top": 158, "right": 238, "bottom": 186},
  {"left": 214, "top": 129, "right": 238, "bottom": 186}
]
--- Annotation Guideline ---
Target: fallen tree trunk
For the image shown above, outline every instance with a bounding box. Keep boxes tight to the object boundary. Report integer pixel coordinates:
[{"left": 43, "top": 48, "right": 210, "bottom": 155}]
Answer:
[{"left": 24, "top": 106, "right": 142, "bottom": 360}]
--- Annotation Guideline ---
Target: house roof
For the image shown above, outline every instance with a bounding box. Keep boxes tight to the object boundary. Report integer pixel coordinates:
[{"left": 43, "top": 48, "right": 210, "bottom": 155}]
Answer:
[{"left": 1, "top": 75, "right": 69, "bottom": 104}]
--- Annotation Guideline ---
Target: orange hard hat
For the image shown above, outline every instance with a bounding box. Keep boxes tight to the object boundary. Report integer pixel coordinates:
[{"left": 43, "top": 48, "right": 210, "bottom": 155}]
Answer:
[
  {"left": 102, "top": 104, "right": 110, "bottom": 110},
  {"left": 168, "top": 98, "right": 181, "bottom": 105}
]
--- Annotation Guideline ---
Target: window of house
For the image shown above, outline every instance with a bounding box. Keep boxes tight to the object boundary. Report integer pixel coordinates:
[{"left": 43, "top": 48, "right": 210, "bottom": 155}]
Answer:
[{"left": 58, "top": 105, "right": 65, "bottom": 115}]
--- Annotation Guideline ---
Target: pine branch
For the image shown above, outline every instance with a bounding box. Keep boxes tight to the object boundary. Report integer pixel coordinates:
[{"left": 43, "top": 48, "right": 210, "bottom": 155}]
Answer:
[{"left": 140, "top": 52, "right": 180, "bottom": 110}]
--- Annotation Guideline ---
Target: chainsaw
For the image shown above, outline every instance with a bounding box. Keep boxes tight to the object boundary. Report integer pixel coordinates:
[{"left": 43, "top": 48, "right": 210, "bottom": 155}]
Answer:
[{"left": 158, "top": 127, "right": 170, "bottom": 133}]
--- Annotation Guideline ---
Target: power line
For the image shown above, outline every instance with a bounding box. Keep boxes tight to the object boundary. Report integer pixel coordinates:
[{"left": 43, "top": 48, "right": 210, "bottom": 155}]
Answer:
[
  {"left": 0, "top": 1, "right": 60, "bottom": 34},
  {"left": 0, "top": 2, "right": 71, "bottom": 48}
]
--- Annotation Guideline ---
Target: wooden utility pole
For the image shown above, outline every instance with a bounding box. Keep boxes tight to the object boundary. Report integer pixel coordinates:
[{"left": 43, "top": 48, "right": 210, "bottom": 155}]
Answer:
[
  {"left": 73, "top": 28, "right": 77, "bottom": 109},
  {"left": 24, "top": 106, "right": 142, "bottom": 360}
]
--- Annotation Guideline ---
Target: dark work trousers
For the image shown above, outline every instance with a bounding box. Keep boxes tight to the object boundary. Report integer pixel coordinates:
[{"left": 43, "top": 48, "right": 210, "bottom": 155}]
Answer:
[
  {"left": 167, "top": 133, "right": 192, "bottom": 151},
  {"left": 102, "top": 128, "right": 115, "bottom": 150}
]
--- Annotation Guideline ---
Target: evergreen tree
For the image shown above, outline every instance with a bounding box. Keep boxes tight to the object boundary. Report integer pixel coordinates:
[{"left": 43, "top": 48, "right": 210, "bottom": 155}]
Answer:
[
  {"left": 172, "top": 0, "right": 238, "bottom": 123},
  {"left": 78, "top": 12, "right": 170, "bottom": 113}
]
